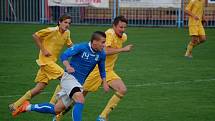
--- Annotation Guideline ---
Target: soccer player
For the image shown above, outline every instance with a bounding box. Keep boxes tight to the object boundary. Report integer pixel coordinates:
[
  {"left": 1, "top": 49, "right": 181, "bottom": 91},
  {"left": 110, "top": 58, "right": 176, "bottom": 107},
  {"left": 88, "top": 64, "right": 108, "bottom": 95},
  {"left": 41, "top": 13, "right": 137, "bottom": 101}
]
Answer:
[
  {"left": 9, "top": 14, "right": 73, "bottom": 115},
  {"left": 184, "top": 0, "right": 207, "bottom": 58},
  {"left": 88, "top": 16, "right": 132, "bottom": 121},
  {"left": 12, "top": 31, "right": 110, "bottom": 121}
]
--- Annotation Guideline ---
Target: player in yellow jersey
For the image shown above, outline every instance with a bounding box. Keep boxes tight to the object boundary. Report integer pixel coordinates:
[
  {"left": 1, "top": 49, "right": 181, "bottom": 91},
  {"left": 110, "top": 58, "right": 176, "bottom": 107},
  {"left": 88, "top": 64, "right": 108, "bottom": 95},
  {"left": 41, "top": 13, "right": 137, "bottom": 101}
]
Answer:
[
  {"left": 88, "top": 16, "right": 132, "bottom": 121},
  {"left": 9, "top": 14, "right": 73, "bottom": 115},
  {"left": 184, "top": 0, "right": 207, "bottom": 58}
]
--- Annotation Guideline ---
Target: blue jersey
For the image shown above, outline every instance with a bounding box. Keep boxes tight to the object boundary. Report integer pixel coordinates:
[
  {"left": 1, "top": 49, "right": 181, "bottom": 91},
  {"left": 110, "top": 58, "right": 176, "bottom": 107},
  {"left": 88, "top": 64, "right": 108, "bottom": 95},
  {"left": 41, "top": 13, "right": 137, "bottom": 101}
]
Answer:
[{"left": 60, "top": 42, "right": 106, "bottom": 85}]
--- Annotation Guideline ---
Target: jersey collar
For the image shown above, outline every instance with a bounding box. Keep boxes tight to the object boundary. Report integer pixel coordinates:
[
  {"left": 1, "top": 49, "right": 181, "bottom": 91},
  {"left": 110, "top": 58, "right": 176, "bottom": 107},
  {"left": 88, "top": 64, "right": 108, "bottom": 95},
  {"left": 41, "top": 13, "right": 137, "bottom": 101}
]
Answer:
[{"left": 88, "top": 42, "right": 96, "bottom": 53}]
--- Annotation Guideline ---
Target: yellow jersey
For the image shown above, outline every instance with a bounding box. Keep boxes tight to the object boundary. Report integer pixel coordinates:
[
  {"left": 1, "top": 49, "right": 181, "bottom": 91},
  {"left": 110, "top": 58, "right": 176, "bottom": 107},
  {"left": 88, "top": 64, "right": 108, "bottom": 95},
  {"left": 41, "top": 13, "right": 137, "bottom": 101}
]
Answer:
[
  {"left": 35, "top": 26, "right": 73, "bottom": 65},
  {"left": 105, "top": 28, "right": 127, "bottom": 71},
  {"left": 186, "top": 0, "right": 204, "bottom": 26}
]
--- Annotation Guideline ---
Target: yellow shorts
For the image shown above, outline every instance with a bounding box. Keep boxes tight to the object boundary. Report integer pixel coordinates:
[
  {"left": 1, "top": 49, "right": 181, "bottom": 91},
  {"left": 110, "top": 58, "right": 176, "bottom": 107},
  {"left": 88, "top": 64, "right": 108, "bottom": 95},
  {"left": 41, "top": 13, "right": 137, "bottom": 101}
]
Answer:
[
  {"left": 83, "top": 70, "right": 121, "bottom": 92},
  {"left": 34, "top": 62, "right": 64, "bottom": 84},
  {"left": 189, "top": 25, "right": 205, "bottom": 36}
]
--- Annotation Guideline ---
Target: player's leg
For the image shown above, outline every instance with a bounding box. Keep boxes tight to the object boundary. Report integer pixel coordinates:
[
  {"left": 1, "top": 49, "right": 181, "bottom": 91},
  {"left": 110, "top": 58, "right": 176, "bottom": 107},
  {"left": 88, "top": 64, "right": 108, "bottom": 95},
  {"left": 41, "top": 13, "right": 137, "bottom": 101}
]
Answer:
[
  {"left": 185, "top": 26, "right": 199, "bottom": 58},
  {"left": 185, "top": 35, "right": 199, "bottom": 58},
  {"left": 47, "top": 63, "right": 64, "bottom": 104},
  {"left": 63, "top": 90, "right": 88, "bottom": 115},
  {"left": 52, "top": 72, "right": 91, "bottom": 121},
  {"left": 72, "top": 90, "right": 85, "bottom": 121},
  {"left": 97, "top": 71, "right": 126, "bottom": 120},
  {"left": 50, "top": 84, "right": 62, "bottom": 121},
  {"left": 98, "top": 79, "right": 126, "bottom": 120},
  {"left": 9, "top": 63, "right": 63, "bottom": 112},
  {"left": 50, "top": 84, "right": 61, "bottom": 104},
  {"left": 52, "top": 91, "right": 89, "bottom": 121},
  {"left": 12, "top": 98, "right": 66, "bottom": 117},
  {"left": 198, "top": 25, "right": 206, "bottom": 44},
  {"left": 59, "top": 72, "right": 85, "bottom": 121},
  {"left": 10, "top": 81, "right": 47, "bottom": 112}
]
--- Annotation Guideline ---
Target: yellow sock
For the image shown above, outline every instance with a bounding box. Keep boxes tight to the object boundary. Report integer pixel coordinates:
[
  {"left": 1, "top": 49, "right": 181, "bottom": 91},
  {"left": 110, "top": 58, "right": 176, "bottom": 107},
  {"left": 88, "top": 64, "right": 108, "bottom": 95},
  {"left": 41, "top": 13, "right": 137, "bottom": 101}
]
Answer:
[
  {"left": 187, "top": 42, "right": 194, "bottom": 52},
  {"left": 50, "top": 84, "right": 61, "bottom": 104},
  {"left": 100, "top": 92, "right": 123, "bottom": 118},
  {"left": 13, "top": 90, "right": 31, "bottom": 108},
  {"left": 185, "top": 41, "right": 197, "bottom": 56}
]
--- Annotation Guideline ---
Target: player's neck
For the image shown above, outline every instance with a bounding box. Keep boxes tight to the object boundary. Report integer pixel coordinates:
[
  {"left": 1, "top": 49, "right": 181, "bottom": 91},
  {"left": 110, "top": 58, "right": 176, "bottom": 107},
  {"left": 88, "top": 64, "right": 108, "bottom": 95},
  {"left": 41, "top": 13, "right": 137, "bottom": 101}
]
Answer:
[
  {"left": 91, "top": 43, "right": 98, "bottom": 52},
  {"left": 59, "top": 28, "right": 65, "bottom": 34}
]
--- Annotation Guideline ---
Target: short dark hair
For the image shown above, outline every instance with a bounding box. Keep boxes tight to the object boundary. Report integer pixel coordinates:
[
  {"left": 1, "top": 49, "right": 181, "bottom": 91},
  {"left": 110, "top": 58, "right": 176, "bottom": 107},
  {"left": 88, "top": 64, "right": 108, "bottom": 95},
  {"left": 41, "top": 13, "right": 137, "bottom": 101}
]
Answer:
[
  {"left": 57, "top": 14, "right": 72, "bottom": 26},
  {"left": 90, "top": 31, "right": 106, "bottom": 43},
  {"left": 113, "top": 16, "right": 128, "bottom": 26}
]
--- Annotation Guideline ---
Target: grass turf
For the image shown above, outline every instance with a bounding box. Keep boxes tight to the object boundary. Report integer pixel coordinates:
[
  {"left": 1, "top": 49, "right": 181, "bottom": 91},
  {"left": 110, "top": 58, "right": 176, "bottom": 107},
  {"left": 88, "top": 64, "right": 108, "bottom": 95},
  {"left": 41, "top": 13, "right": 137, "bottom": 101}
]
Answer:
[{"left": 0, "top": 24, "right": 215, "bottom": 121}]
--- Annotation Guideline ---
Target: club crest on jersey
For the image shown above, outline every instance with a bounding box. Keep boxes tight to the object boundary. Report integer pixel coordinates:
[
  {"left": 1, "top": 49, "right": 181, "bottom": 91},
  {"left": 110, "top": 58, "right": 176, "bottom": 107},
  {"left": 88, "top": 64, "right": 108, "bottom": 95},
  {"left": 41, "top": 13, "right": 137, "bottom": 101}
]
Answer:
[{"left": 95, "top": 55, "right": 99, "bottom": 61}]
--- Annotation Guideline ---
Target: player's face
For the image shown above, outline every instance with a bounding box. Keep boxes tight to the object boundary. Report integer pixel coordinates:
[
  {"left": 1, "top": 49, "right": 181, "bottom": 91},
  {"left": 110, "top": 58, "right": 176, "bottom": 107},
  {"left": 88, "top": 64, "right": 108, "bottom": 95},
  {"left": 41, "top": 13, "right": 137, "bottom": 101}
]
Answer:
[
  {"left": 94, "top": 37, "right": 106, "bottom": 51},
  {"left": 59, "top": 19, "right": 71, "bottom": 32},
  {"left": 113, "top": 21, "right": 127, "bottom": 37}
]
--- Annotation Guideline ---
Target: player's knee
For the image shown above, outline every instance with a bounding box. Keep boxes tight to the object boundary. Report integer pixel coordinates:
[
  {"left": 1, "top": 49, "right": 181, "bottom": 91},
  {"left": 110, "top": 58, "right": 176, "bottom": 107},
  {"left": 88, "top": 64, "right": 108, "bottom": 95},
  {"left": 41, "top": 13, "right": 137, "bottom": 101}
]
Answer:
[
  {"left": 31, "top": 86, "right": 45, "bottom": 96},
  {"left": 69, "top": 87, "right": 84, "bottom": 103},
  {"left": 191, "top": 36, "right": 198, "bottom": 44},
  {"left": 75, "top": 94, "right": 85, "bottom": 103},
  {"left": 54, "top": 105, "right": 64, "bottom": 114},
  {"left": 200, "top": 36, "right": 206, "bottom": 43},
  {"left": 118, "top": 86, "right": 127, "bottom": 95},
  {"left": 191, "top": 39, "right": 198, "bottom": 45}
]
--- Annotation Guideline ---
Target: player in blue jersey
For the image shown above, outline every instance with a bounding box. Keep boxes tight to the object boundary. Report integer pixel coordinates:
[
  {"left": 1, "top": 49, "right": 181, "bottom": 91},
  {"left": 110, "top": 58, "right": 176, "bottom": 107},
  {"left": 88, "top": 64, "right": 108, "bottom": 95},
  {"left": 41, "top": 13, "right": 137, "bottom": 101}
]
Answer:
[{"left": 12, "top": 31, "right": 110, "bottom": 121}]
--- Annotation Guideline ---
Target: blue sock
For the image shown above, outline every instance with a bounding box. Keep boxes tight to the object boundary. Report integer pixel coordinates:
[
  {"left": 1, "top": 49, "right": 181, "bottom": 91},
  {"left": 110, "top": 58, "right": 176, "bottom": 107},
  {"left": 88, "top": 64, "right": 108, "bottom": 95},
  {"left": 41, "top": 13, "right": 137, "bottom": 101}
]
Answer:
[
  {"left": 31, "top": 103, "right": 56, "bottom": 115},
  {"left": 72, "top": 102, "right": 84, "bottom": 121}
]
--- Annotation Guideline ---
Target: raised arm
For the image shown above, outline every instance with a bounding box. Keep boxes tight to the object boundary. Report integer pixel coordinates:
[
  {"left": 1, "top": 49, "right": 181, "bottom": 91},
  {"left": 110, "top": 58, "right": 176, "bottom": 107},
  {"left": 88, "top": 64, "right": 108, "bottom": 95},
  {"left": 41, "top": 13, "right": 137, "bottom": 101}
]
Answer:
[{"left": 105, "top": 44, "right": 133, "bottom": 55}]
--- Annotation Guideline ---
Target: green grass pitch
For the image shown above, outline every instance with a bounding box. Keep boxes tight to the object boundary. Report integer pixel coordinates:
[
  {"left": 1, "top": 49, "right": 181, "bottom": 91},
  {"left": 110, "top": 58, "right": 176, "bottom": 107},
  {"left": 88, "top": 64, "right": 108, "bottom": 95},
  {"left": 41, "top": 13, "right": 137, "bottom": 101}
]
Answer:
[{"left": 0, "top": 24, "right": 215, "bottom": 121}]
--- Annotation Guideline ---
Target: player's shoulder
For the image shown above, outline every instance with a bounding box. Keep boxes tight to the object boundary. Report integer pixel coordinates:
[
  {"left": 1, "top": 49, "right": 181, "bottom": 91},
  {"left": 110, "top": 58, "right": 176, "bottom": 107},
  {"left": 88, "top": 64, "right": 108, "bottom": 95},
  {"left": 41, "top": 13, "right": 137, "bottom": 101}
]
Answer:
[
  {"left": 65, "top": 29, "right": 71, "bottom": 34},
  {"left": 46, "top": 26, "right": 70, "bottom": 33},
  {"left": 75, "top": 42, "right": 88, "bottom": 49},
  {"left": 105, "top": 28, "right": 115, "bottom": 35},
  {"left": 99, "top": 49, "right": 106, "bottom": 57},
  {"left": 189, "top": 0, "right": 197, "bottom": 3},
  {"left": 122, "top": 33, "right": 127, "bottom": 38},
  {"left": 46, "top": 26, "right": 58, "bottom": 31}
]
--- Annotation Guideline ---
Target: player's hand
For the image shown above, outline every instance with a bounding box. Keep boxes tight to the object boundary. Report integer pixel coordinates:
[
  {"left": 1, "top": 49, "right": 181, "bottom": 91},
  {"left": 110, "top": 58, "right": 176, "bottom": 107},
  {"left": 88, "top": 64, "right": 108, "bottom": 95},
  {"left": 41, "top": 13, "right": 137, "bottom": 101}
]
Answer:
[
  {"left": 42, "top": 49, "right": 52, "bottom": 57},
  {"left": 66, "top": 66, "right": 75, "bottom": 73},
  {"left": 122, "top": 44, "right": 133, "bottom": 52},
  {"left": 202, "top": 16, "right": 207, "bottom": 26},
  {"left": 193, "top": 15, "right": 199, "bottom": 20},
  {"left": 102, "top": 81, "right": 110, "bottom": 92}
]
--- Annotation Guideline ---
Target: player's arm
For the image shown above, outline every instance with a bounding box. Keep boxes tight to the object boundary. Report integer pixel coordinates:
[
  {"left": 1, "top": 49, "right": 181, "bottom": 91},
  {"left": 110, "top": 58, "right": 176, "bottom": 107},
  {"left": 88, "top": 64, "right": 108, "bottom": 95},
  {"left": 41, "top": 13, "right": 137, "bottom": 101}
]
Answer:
[
  {"left": 60, "top": 45, "right": 81, "bottom": 73},
  {"left": 105, "top": 32, "right": 132, "bottom": 55},
  {"left": 202, "top": 8, "right": 207, "bottom": 25},
  {"left": 105, "top": 44, "right": 133, "bottom": 55},
  {"left": 98, "top": 53, "right": 109, "bottom": 92},
  {"left": 66, "top": 31, "right": 73, "bottom": 48},
  {"left": 32, "top": 34, "right": 51, "bottom": 57},
  {"left": 184, "top": 10, "right": 199, "bottom": 20},
  {"left": 185, "top": 1, "right": 199, "bottom": 20}
]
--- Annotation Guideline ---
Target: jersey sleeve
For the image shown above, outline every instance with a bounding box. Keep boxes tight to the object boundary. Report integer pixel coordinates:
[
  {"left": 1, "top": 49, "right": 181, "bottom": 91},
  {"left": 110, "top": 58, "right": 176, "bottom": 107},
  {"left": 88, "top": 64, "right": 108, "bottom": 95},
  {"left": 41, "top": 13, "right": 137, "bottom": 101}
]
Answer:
[
  {"left": 98, "top": 51, "right": 106, "bottom": 80},
  {"left": 105, "top": 32, "right": 113, "bottom": 47},
  {"left": 60, "top": 44, "right": 82, "bottom": 62},
  {"left": 66, "top": 30, "right": 73, "bottom": 46},
  {"left": 122, "top": 33, "right": 128, "bottom": 43},
  {"left": 186, "top": 0, "right": 195, "bottom": 11},
  {"left": 35, "top": 28, "right": 52, "bottom": 39}
]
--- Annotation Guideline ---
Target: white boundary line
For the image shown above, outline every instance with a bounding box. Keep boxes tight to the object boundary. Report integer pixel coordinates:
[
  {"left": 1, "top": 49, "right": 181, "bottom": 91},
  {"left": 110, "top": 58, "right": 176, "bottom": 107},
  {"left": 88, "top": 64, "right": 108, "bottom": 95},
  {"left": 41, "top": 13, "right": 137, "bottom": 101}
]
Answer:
[
  {"left": 127, "top": 78, "right": 215, "bottom": 87},
  {"left": 0, "top": 78, "right": 215, "bottom": 98}
]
